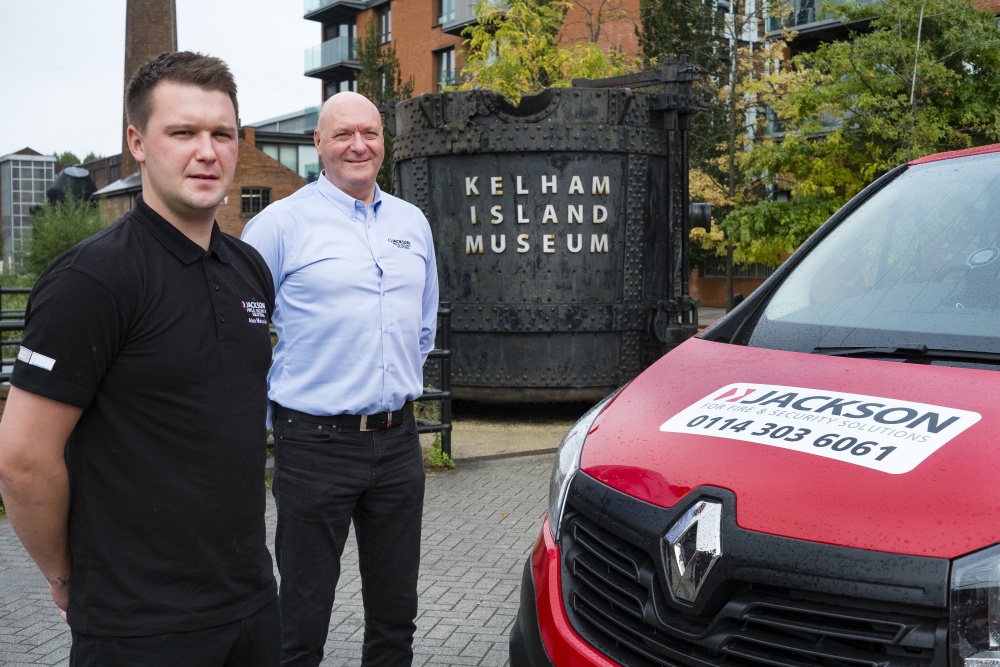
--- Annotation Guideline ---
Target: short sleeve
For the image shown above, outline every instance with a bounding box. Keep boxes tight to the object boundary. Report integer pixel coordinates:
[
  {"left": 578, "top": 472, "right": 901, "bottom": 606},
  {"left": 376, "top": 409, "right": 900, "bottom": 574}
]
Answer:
[{"left": 11, "top": 267, "right": 128, "bottom": 408}]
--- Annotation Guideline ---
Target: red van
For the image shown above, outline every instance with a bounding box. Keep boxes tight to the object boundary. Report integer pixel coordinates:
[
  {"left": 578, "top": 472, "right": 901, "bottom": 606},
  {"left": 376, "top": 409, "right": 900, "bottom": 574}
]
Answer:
[{"left": 510, "top": 144, "right": 1000, "bottom": 667}]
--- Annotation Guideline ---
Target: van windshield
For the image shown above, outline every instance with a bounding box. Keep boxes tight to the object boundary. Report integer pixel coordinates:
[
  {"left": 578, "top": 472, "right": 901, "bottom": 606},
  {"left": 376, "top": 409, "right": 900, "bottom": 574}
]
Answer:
[{"left": 746, "top": 152, "right": 1000, "bottom": 357}]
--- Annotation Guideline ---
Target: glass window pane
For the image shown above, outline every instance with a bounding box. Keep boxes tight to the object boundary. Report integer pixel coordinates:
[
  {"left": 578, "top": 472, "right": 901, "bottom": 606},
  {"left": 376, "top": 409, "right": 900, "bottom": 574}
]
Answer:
[{"left": 278, "top": 145, "right": 298, "bottom": 172}]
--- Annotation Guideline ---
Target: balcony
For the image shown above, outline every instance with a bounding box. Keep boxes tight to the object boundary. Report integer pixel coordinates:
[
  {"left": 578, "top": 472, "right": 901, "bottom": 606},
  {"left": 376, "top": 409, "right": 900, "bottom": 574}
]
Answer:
[
  {"left": 439, "top": 0, "right": 481, "bottom": 36},
  {"left": 304, "top": 36, "right": 359, "bottom": 79},
  {"left": 766, "top": 0, "right": 876, "bottom": 35},
  {"left": 304, "top": 0, "right": 367, "bottom": 24}
]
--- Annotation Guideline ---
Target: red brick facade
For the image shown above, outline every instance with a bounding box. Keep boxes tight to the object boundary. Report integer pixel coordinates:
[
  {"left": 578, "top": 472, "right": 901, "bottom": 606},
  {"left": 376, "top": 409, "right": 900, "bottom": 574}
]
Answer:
[
  {"left": 216, "top": 129, "right": 307, "bottom": 239},
  {"left": 326, "top": 0, "right": 644, "bottom": 100},
  {"left": 688, "top": 269, "right": 768, "bottom": 308}
]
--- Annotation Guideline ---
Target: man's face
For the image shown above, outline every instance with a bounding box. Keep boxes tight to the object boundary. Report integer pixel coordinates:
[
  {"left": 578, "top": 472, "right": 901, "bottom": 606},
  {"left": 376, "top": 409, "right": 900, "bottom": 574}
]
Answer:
[
  {"left": 127, "top": 81, "right": 238, "bottom": 227},
  {"left": 314, "top": 95, "right": 384, "bottom": 203}
]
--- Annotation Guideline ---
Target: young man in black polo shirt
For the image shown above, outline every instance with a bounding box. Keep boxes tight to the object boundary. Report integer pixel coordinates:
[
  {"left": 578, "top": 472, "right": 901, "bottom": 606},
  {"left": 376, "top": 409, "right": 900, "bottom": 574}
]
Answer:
[{"left": 0, "top": 52, "right": 278, "bottom": 665}]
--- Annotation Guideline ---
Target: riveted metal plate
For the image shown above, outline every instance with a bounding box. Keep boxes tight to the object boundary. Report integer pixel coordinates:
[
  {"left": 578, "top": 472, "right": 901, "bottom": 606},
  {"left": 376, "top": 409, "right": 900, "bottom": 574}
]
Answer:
[{"left": 393, "top": 72, "right": 699, "bottom": 402}]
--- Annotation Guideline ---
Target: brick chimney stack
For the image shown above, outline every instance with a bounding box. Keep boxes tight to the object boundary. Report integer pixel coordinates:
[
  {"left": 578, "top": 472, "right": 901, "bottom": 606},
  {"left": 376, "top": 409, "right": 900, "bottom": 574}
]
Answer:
[{"left": 120, "top": 0, "right": 178, "bottom": 178}]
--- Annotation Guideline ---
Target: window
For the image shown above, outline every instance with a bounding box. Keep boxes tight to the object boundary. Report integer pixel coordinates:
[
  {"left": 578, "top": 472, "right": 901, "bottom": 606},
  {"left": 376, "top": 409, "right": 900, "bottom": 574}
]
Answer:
[
  {"left": 241, "top": 187, "right": 271, "bottom": 217},
  {"left": 438, "top": 0, "right": 455, "bottom": 24},
  {"left": 378, "top": 4, "right": 391, "bottom": 43},
  {"left": 435, "top": 48, "right": 456, "bottom": 91},
  {"left": 323, "top": 21, "right": 356, "bottom": 59},
  {"left": 324, "top": 78, "right": 357, "bottom": 99}
]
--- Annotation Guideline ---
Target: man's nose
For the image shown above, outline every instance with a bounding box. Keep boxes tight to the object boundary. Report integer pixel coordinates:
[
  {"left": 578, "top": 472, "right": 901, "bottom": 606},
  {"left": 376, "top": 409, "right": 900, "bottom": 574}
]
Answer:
[
  {"left": 349, "top": 130, "right": 366, "bottom": 150},
  {"left": 194, "top": 132, "right": 218, "bottom": 161}
]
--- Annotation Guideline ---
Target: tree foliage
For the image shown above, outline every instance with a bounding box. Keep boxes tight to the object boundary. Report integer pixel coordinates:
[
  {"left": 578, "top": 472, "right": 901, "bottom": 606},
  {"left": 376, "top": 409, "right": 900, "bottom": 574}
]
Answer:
[
  {"left": 726, "top": 0, "right": 1000, "bottom": 262},
  {"left": 638, "top": 0, "right": 731, "bottom": 175},
  {"left": 356, "top": 17, "right": 415, "bottom": 192},
  {"left": 52, "top": 151, "right": 102, "bottom": 168},
  {"left": 26, "top": 196, "right": 105, "bottom": 276},
  {"left": 54, "top": 151, "right": 80, "bottom": 167},
  {"left": 457, "top": 0, "right": 641, "bottom": 102}
]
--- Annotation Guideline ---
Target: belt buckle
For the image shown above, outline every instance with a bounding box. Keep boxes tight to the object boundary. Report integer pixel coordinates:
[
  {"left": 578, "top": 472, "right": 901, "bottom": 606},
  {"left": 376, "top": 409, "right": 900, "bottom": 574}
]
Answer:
[{"left": 359, "top": 411, "right": 393, "bottom": 431}]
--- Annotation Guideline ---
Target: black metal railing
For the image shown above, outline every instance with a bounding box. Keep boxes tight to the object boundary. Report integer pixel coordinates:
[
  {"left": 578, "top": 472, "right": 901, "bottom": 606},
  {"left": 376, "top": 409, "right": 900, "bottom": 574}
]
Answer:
[
  {"left": 417, "top": 302, "right": 453, "bottom": 457},
  {"left": 0, "top": 289, "right": 453, "bottom": 461}
]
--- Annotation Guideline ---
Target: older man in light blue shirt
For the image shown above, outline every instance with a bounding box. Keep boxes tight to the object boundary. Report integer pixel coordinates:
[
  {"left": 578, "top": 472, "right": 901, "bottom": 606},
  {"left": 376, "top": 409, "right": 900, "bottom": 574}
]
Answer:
[{"left": 242, "top": 91, "right": 438, "bottom": 667}]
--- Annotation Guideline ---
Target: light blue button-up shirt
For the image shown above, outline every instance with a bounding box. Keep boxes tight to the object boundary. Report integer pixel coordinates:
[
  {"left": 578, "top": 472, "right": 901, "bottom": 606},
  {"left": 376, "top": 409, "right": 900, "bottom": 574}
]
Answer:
[{"left": 242, "top": 174, "right": 439, "bottom": 421}]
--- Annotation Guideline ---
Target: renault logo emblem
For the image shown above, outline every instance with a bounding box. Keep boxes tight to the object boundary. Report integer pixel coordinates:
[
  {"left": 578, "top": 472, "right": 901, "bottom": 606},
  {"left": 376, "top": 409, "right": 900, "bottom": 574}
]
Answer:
[{"left": 662, "top": 500, "right": 722, "bottom": 603}]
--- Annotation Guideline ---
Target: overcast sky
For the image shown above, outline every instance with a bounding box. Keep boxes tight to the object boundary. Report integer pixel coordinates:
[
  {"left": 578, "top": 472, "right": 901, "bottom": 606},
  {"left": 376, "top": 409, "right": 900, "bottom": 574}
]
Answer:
[{"left": 0, "top": 0, "right": 321, "bottom": 160}]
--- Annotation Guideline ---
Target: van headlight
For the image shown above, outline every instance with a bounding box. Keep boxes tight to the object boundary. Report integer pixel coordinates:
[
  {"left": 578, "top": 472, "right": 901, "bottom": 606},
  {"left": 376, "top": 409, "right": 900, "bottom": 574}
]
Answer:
[
  {"left": 547, "top": 390, "right": 621, "bottom": 541},
  {"left": 951, "top": 544, "right": 1000, "bottom": 667}
]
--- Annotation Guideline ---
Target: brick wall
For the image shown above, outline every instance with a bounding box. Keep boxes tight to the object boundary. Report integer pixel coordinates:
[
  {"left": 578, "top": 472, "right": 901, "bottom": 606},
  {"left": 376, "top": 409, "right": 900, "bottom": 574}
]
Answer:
[
  {"left": 560, "top": 0, "right": 642, "bottom": 55},
  {"left": 215, "top": 133, "right": 307, "bottom": 239},
  {"left": 121, "top": 0, "right": 177, "bottom": 178},
  {"left": 689, "top": 269, "right": 767, "bottom": 308},
  {"left": 364, "top": 0, "right": 642, "bottom": 99},
  {"left": 381, "top": 6, "right": 463, "bottom": 95}
]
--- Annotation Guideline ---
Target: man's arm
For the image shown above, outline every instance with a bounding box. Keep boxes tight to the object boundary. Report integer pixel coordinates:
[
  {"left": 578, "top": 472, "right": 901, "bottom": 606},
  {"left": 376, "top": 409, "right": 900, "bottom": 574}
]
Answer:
[
  {"left": 419, "top": 225, "right": 440, "bottom": 365},
  {"left": 0, "top": 386, "right": 83, "bottom": 616}
]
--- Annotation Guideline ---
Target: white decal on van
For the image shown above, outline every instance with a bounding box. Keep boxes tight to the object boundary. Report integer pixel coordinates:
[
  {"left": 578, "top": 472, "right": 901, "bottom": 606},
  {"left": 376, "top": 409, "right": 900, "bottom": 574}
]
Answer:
[{"left": 659, "top": 383, "right": 981, "bottom": 474}]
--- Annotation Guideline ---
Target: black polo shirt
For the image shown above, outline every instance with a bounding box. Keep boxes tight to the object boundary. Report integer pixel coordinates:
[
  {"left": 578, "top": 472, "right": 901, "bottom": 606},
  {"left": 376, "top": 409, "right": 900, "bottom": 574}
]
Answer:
[{"left": 11, "top": 196, "right": 277, "bottom": 636}]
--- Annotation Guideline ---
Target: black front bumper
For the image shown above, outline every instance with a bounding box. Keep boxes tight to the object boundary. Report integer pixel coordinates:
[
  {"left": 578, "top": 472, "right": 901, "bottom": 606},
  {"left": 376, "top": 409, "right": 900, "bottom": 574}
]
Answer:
[{"left": 509, "top": 556, "right": 556, "bottom": 667}]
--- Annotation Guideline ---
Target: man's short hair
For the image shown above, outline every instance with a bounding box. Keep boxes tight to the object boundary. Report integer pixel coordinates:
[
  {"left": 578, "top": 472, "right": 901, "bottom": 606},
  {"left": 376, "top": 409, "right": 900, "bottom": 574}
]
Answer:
[{"left": 125, "top": 51, "right": 239, "bottom": 131}]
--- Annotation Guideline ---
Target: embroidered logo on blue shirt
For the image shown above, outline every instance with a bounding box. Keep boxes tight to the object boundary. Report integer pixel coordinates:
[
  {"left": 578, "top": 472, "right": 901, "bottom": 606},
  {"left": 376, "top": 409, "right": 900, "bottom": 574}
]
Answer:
[{"left": 388, "top": 238, "right": 412, "bottom": 250}]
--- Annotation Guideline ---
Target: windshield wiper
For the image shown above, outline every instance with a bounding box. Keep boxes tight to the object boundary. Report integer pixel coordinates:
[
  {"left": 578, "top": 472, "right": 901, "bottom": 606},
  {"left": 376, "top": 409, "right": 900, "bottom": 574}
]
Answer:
[{"left": 812, "top": 345, "right": 1000, "bottom": 364}]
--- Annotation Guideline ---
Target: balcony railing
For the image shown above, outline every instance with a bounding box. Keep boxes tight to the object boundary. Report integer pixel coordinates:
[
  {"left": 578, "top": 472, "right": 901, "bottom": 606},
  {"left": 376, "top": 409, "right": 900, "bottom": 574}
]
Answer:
[
  {"left": 304, "top": 0, "right": 367, "bottom": 25},
  {"left": 440, "top": 0, "right": 483, "bottom": 35},
  {"left": 304, "top": 0, "right": 365, "bottom": 16},
  {"left": 304, "top": 36, "right": 357, "bottom": 77},
  {"left": 766, "top": 0, "right": 876, "bottom": 33}
]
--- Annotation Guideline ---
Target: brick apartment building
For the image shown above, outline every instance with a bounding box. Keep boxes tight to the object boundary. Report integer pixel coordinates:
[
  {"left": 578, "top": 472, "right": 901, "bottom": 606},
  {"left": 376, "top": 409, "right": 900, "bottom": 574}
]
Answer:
[{"left": 301, "top": 0, "right": 645, "bottom": 98}]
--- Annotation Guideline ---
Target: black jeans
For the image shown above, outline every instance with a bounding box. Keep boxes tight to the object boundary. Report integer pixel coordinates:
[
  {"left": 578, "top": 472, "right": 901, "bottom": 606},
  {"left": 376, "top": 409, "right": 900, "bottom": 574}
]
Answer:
[
  {"left": 69, "top": 598, "right": 279, "bottom": 666},
  {"left": 272, "top": 410, "right": 425, "bottom": 667}
]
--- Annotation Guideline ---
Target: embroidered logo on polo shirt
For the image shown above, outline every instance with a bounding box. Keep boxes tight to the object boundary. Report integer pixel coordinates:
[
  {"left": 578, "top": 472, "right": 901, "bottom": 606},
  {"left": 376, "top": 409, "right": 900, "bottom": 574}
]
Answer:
[
  {"left": 242, "top": 300, "right": 268, "bottom": 325},
  {"left": 388, "top": 238, "right": 412, "bottom": 250},
  {"left": 17, "top": 346, "right": 56, "bottom": 371}
]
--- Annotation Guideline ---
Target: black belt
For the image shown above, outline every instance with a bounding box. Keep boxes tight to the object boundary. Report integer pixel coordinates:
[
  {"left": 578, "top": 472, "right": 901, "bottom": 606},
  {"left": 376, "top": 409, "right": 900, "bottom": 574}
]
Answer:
[{"left": 273, "top": 402, "right": 411, "bottom": 432}]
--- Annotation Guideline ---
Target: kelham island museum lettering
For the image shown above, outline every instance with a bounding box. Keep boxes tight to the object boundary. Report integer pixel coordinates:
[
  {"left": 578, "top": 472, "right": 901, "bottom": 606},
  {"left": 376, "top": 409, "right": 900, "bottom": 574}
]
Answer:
[{"left": 464, "top": 174, "right": 612, "bottom": 254}]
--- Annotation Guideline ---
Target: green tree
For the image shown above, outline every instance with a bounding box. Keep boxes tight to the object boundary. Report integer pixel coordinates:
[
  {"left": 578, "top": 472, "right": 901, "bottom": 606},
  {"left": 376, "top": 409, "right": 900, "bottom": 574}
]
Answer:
[
  {"left": 457, "top": 0, "right": 640, "bottom": 102},
  {"left": 637, "top": 0, "right": 731, "bottom": 175},
  {"left": 54, "top": 151, "right": 80, "bottom": 167},
  {"left": 25, "top": 195, "right": 105, "bottom": 276},
  {"left": 641, "top": 0, "right": 786, "bottom": 305},
  {"left": 356, "top": 16, "right": 415, "bottom": 192},
  {"left": 726, "top": 0, "right": 1000, "bottom": 261}
]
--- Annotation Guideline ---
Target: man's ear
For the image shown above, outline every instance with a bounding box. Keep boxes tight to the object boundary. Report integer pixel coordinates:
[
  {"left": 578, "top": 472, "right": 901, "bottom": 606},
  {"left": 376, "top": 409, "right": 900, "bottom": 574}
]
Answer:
[{"left": 126, "top": 125, "right": 146, "bottom": 164}]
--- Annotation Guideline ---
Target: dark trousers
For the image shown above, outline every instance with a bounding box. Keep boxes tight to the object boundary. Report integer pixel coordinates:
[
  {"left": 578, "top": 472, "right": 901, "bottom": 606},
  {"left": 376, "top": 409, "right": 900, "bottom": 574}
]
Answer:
[
  {"left": 69, "top": 598, "right": 279, "bottom": 667},
  {"left": 272, "top": 410, "right": 425, "bottom": 667}
]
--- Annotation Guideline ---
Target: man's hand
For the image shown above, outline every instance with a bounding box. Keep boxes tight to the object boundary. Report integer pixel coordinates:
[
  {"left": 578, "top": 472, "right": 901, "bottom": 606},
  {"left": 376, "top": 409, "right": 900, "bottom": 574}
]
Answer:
[{"left": 48, "top": 574, "right": 70, "bottom": 621}]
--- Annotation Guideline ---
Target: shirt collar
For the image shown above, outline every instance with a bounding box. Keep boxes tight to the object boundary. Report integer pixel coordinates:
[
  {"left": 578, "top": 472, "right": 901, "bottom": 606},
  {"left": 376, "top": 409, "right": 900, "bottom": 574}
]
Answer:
[
  {"left": 316, "top": 172, "right": 383, "bottom": 220},
  {"left": 132, "top": 194, "right": 230, "bottom": 265}
]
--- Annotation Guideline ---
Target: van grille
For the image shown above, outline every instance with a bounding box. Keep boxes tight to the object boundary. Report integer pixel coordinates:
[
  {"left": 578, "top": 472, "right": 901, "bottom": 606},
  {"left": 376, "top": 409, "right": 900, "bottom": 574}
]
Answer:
[{"left": 560, "top": 507, "right": 946, "bottom": 667}]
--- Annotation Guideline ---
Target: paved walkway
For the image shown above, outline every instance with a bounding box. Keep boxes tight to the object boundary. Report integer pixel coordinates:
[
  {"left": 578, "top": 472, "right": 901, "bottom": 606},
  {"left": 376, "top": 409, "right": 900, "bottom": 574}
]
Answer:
[
  {"left": 0, "top": 308, "right": 731, "bottom": 665},
  {"left": 0, "top": 454, "right": 553, "bottom": 666}
]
